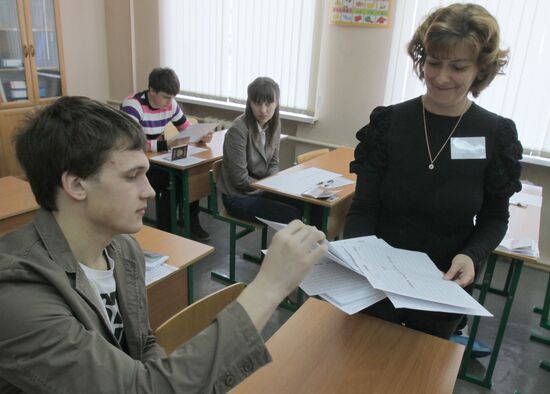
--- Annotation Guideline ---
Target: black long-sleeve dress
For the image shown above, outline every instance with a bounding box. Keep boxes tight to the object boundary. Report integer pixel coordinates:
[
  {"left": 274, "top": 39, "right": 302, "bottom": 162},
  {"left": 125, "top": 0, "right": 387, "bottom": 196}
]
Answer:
[{"left": 344, "top": 96, "right": 522, "bottom": 337}]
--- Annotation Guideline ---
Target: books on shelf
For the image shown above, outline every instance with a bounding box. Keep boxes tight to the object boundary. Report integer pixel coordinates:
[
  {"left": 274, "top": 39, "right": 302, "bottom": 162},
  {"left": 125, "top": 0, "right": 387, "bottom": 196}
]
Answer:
[
  {"left": 1, "top": 58, "right": 23, "bottom": 68},
  {"left": 9, "top": 89, "right": 26, "bottom": 100},
  {"left": 8, "top": 80, "right": 25, "bottom": 89}
]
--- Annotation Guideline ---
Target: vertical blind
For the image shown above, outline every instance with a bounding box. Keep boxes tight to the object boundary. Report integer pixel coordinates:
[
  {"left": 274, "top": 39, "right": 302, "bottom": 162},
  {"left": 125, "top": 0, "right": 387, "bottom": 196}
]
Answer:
[
  {"left": 384, "top": 0, "right": 550, "bottom": 156},
  {"left": 159, "top": 0, "right": 320, "bottom": 114}
]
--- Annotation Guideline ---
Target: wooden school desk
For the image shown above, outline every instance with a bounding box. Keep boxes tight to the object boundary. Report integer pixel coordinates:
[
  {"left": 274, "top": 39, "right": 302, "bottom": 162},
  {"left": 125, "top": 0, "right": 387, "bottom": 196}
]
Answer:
[
  {"left": 147, "top": 130, "right": 225, "bottom": 303},
  {"left": 147, "top": 129, "right": 226, "bottom": 239},
  {"left": 251, "top": 147, "right": 356, "bottom": 240},
  {"left": 232, "top": 298, "right": 464, "bottom": 394},
  {"left": 0, "top": 176, "right": 39, "bottom": 237},
  {"left": 134, "top": 225, "right": 214, "bottom": 330},
  {"left": 459, "top": 186, "right": 542, "bottom": 388}
]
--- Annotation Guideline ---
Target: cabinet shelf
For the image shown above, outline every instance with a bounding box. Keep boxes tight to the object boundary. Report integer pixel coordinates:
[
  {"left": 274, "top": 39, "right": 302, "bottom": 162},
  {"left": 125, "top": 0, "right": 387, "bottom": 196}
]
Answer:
[{"left": 0, "top": 0, "right": 66, "bottom": 177}]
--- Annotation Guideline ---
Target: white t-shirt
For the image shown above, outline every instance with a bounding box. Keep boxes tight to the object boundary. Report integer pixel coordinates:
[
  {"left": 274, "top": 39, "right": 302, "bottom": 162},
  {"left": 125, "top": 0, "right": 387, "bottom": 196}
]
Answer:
[{"left": 79, "top": 251, "right": 124, "bottom": 344}]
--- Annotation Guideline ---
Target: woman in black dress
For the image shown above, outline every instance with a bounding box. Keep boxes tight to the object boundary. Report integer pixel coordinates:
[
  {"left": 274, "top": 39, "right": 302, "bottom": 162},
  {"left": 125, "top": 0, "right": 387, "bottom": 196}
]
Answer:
[{"left": 344, "top": 3, "right": 522, "bottom": 338}]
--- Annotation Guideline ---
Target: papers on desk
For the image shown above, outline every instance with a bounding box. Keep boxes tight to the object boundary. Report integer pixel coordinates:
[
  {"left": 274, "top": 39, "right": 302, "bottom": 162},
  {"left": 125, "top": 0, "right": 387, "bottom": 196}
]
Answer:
[
  {"left": 144, "top": 250, "right": 177, "bottom": 285},
  {"left": 150, "top": 152, "right": 205, "bottom": 168},
  {"left": 259, "top": 218, "right": 492, "bottom": 316},
  {"left": 254, "top": 167, "right": 354, "bottom": 198},
  {"left": 168, "top": 123, "right": 217, "bottom": 143},
  {"left": 497, "top": 183, "right": 542, "bottom": 258},
  {"left": 144, "top": 250, "right": 175, "bottom": 285}
]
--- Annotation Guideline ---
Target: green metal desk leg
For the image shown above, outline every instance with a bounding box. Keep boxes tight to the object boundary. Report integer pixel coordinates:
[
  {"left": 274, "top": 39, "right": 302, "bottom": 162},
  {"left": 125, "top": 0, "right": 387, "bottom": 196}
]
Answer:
[
  {"left": 534, "top": 273, "right": 550, "bottom": 329},
  {"left": 302, "top": 203, "right": 311, "bottom": 224},
  {"left": 169, "top": 169, "right": 178, "bottom": 235},
  {"left": 187, "top": 265, "right": 194, "bottom": 304},
  {"left": 180, "top": 170, "right": 191, "bottom": 239},
  {"left": 530, "top": 273, "right": 550, "bottom": 343},
  {"left": 460, "top": 256, "right": 524, "bottom": 389},
  {"left": 541, "top": 360, "right": 550, "bottom": 372},
  {"left": 321, "top": 207, "right": 330, "bottom": 235}
]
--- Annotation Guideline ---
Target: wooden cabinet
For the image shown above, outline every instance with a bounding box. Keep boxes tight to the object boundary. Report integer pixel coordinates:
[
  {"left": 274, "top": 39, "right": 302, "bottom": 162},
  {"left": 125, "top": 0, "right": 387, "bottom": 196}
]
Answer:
[{"left": 0, "top": 0, "right": 65, "bottom": 176}]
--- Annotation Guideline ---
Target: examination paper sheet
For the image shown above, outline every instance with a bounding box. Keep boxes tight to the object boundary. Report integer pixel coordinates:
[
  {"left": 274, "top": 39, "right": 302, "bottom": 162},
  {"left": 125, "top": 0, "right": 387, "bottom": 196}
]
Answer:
[
  {"left": 168, "top": 123, "right": 218, "bottom": 143},
  {"left": 254, "top": 167, "right": 353, "bottom": 196},
  {"left": 338, "top": 237, "right": 491, "bottom": 316},
  {"left": 257, "top": 218, "right": 491, "bottom": 316}
]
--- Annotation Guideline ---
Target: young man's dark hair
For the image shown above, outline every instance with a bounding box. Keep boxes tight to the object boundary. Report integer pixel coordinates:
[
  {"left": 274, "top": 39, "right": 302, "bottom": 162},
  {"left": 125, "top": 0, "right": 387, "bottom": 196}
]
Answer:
[
  {"left": 148, "top": 67, "right": 180, "bottom": 95},
  {"left": 15, "top": 96, "right": 145, "bottom": 211}
]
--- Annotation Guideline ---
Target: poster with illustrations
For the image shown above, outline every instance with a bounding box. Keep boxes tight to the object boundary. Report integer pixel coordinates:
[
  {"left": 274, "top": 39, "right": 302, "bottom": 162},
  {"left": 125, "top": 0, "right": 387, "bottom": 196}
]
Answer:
[{"left": 331, "top": 0, "right": 390, "bottom": 27}]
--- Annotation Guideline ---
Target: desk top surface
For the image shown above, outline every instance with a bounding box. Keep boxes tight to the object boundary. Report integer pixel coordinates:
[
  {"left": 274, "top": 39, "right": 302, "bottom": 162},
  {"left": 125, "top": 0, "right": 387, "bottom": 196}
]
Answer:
[
  {"left": 252, "top": 147, "right": 356, "bottom": 207},
  {"left": 134, "top": 225, "right": 213, "bottom": 270},
  {"left": 147, "top": 130, "right": 226, "bottom": 170},
  {"left": 0, "top": 176, "right": 39, "bottom": 220},
  {"left": 233, "top": 298, "right": 464, "bottom": 394}
]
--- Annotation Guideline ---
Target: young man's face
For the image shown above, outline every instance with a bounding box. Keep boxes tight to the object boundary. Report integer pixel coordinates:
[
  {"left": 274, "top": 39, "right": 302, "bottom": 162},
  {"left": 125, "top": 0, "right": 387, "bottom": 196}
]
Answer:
[
  {"left": 81, "top": 149, "right": 155, "bottom": 236},
  {"left": 148, "top": 89, "right": 174, "bottom": 109}
]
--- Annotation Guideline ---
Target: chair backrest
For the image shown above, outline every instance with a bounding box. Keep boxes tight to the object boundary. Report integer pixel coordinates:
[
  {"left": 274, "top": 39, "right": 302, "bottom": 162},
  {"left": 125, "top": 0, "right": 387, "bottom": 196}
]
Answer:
[
  {"left": 296, "top": 148, "right": 330, "bottom": 164},
  {"left": 155, "top": 282, "right": 246, "bottom": 355}
]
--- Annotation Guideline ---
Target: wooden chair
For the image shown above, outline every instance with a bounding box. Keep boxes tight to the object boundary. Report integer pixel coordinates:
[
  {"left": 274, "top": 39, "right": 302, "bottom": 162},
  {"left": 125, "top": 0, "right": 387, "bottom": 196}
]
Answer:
[
  {"left": 155, "top": 282, "right": 246, "bottom": 354},
  {"left": 208, "top": 159, "right": 268, "bottom": 285},
  {"left": 296, "top": 148, "right": 329, "bottom": 164}
]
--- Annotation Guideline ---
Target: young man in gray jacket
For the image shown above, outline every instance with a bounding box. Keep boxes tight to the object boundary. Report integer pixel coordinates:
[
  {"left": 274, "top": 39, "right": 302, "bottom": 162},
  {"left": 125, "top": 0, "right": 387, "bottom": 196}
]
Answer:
[{"left": 0, "top": 96, "right": 326, "bottom": 393}]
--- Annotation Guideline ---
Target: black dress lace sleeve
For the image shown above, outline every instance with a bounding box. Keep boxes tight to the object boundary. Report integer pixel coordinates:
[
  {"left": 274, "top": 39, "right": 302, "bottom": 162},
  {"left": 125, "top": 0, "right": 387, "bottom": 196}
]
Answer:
[
  {"left": 460, "top": 116, "right": 523, "bottom": 265},
  {"left": 344, "top": 106, "right": 392, "bottom": 238}
]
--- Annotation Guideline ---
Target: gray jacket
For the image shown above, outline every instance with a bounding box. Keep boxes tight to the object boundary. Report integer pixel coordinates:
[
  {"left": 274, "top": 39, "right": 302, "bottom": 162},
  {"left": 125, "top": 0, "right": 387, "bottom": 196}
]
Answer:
[
  {"left": 0, "top": 209, "right": 270, "bottom": 393},
  {"left": 217, "top": 114, "right": 280, "bottom": 197}
]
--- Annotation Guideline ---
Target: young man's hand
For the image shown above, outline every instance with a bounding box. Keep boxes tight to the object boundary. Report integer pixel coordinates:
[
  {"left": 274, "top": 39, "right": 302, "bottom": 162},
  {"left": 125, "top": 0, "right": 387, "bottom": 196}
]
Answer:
[{"left": 237, "top": 220, "right": 326, "bottom": 331}]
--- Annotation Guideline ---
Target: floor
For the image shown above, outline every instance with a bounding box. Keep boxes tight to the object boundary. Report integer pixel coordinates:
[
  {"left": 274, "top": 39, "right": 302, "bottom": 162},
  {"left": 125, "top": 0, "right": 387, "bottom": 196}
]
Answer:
[{"left": 163, "top": 206, "right": 550, "bottom": 394}]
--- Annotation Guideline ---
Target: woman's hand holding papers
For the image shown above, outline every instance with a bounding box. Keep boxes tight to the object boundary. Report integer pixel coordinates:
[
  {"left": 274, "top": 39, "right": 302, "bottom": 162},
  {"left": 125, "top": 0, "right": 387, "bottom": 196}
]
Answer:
[
  {"left": 443, "top": 254, "right": 475, "bottom": 287},
  {"left": 237, "top": 220, "right": 327, "bottom": 331}
]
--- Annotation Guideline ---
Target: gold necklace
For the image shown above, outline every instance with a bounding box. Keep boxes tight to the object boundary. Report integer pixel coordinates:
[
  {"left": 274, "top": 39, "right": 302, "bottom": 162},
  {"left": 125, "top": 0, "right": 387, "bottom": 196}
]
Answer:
[{"left": 422, "top": 99, "right": 468, "bottom": 170}]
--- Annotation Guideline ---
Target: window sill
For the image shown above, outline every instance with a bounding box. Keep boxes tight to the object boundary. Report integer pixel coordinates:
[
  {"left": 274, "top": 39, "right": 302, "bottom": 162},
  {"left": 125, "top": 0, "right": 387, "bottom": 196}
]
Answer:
[
  {"left": 521, "top": 155, "right": 550, "bottom": 168},
  {"left": 176, "top": 94, "right": 318, "bottom": 124}
]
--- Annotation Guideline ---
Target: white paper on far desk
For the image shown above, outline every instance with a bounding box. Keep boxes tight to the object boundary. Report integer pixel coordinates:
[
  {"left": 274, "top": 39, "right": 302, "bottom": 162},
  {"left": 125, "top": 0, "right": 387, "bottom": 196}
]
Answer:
[
  {"left": 145, "top": 264, "right": 177, "bottom": 286},
  {"left": 254, "top": 167, "right": 347, "bottom": 195},
  {"left": 497, "top": 237, "right": 539, "bottom": 257},
  {"left": 150, "top": 153, "right": 205, "bottom": 168},
  {"left": 168, "top": 123, "right": 217, "bottom": 143}
]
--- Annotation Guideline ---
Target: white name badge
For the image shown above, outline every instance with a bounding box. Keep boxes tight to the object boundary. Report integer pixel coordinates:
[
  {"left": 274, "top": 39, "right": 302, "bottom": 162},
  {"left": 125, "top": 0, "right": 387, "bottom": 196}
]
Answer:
[{"left": 450, "top": 137, "right": 486, "bottom": 159}]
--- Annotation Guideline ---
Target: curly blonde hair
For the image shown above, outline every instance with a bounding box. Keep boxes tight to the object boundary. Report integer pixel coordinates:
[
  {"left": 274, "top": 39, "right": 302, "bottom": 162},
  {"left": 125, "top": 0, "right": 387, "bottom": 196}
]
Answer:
[{"left": 407, "top": 3, "right": 508, "bottom": 98}]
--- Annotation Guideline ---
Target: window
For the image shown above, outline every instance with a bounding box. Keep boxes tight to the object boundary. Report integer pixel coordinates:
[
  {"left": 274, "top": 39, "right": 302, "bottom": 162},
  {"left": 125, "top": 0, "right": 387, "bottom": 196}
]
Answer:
[
  {"left": 384, "top": 0, "right": 550, "bottom": 158},
  {"left": 159, "top": 0, "right": 322, "bottom": 115}
]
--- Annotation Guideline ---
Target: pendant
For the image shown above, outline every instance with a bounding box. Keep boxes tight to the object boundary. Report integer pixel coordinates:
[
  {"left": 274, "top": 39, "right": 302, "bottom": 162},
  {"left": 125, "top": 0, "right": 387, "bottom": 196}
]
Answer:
[{"left": 428, "top": 163, "right": 434, "bottom": 170}]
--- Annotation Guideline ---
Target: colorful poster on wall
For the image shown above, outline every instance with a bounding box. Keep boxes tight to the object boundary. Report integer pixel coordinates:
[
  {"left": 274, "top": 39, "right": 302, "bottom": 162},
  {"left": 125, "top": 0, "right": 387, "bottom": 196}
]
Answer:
[{"left": 331, "top": 0, "right": 390, "bottom": 27}]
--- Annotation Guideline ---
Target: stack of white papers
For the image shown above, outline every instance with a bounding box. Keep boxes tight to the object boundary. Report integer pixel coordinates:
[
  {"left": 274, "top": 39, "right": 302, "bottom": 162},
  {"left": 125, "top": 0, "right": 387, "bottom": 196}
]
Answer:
[
  {"left": 143, "top": 250, "right": 177, "bottom": 285},
  {"left": 258, "top": 218, "right": 492, "bottom": 316},
  {"left": 497, "top": 183, "right": 542, "bottom": 258}
]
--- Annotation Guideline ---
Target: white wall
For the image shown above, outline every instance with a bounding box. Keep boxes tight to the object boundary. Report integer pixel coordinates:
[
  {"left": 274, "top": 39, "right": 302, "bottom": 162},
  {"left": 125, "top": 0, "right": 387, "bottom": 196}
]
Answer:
[
  {"left": 297, "top": 2, "right": 394, "bottom": 147},
  {"left": 58, "top": 0, "right": 109, "bottom": 101}
]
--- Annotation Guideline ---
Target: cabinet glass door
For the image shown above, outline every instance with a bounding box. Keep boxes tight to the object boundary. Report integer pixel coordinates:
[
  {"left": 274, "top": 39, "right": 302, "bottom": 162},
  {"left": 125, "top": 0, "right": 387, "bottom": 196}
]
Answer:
[
  {"left": 29, "top": 0, "right": 61, "bottom": 99},
  {"left": 0, "top": 0, "right": 31, "bottom": 103}
]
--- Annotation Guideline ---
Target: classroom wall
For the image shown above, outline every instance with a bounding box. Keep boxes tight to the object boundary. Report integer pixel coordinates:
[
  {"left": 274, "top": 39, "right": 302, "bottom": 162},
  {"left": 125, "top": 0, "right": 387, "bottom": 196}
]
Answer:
[
  {"left": 58, "top": 0, "right": 109, "bottom": 100},
  {"left": 295, "top": 4, "right": 394, "bottom": 148}
]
